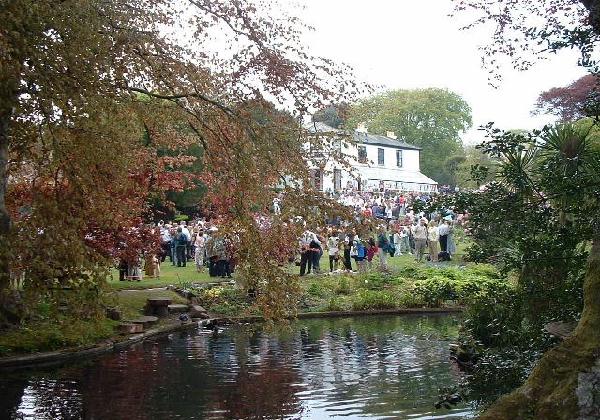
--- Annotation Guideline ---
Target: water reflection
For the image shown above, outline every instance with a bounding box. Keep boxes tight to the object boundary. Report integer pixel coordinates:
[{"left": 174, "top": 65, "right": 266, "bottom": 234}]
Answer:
[{"left": 1, "top": 314, "right": 474, "bottom": 419}]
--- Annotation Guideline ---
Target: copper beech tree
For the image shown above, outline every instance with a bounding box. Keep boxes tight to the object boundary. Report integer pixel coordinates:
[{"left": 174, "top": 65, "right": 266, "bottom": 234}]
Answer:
[
  {"left": 534, "top": 74, "right": 600, "bottom": 121},
  {"left": 0, "top": 0, "right": 360, "bottom": 323}
]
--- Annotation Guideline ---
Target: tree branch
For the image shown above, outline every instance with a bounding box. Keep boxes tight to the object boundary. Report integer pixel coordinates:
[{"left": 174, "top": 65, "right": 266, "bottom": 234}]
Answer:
[{"left": 126, "top": 86, "right": 236, "bottom": 117}]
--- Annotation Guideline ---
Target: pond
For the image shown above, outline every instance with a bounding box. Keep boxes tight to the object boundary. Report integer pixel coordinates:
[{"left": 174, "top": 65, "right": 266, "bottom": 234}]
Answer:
[{"left": 0, "top": 314, "right": 476, "bottom": 419}]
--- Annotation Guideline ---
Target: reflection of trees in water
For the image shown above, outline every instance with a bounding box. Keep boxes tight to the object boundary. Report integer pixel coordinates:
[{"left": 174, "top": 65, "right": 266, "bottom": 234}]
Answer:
[
  {"left": 202, "top": 327, "right": 304, "bottom": 419},
  {"left": 76, "top": 344, "right": 165, "bottom": 419},
  {"left": 0, "top": 315, "right": 468, "bottom": 419},
  {"left": 204, "top": 359, "right": 304, "bottom": 418},
  {"left": 290, "top": 315, "right": 464, "bottom": 417}
]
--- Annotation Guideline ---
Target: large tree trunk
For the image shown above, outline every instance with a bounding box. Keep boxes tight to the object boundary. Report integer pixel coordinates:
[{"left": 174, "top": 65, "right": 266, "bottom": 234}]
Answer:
[
  {"left": 0, "top": 79, "right": 16, "bottom": 326},
  {"left": 480, "top": 225, "right": 600, "bottom": 419},
  {"left": 0, "top": 106, "right": 10, "bottom": 235}
]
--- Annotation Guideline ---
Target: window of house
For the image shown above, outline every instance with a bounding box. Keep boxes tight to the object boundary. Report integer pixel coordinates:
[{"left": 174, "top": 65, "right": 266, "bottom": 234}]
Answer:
[
  {"left": 396, "top": 150, "right": 403, "bottom": 168},
  {"left": 333, "top": 169, "right": 342, "bottom": 191},
  {"left": 310, "top": 169, "right": 322, "bottom": 191},
  {"left": 357, "top": 146, "right": 367, "bottom": 163},
  {"left": 377, "top": 148, "right": 384, "bottom": 165}
]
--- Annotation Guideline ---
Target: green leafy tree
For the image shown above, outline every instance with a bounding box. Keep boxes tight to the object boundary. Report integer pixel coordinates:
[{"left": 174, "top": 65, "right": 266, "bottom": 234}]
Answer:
[
  {"left": 428, "top": 121, "right": 600, "bottom": 418},
  {"left": 312, "top": 104, "right": 350, "bottom": 129},
  {"left": 346, "top": 88, "right": 472, "bottom": 184},
  {"left": 450, "top": 2, "right": 600, "bottom": 417},
  {"left": 453, "top": 145, "right": 499, "bottom": 189}
]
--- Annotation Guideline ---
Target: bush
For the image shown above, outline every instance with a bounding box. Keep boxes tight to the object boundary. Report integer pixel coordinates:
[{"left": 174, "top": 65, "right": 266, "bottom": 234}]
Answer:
[
  {"left": 412, "top": 268, "right": 510, "bottom": 307},
  {"left": 335, "top": 277, "right": 353, "bottom": 295},
  {"left": 307, "top": 282, "right": 327, "bottom": 298},
  {"left": 413, "top": 275, "right": 456, "bottom": 306},
  {"left": 195, "top": 286, "right": 247, "bottom": 314},
  {"left": 326, "top": 297, "right": 345, "bottom": 311},
  {"left": 351, "top": 290, "right": 397, "bottom": 310}
]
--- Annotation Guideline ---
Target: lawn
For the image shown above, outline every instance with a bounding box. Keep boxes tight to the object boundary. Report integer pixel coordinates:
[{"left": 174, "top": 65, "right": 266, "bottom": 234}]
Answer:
[
  {"left": 113, "top": 289, "right": 188, "bottom": 320},
  {"left": 108, "top": 251, "right": 468, "bottom": 291},
  {"left": 108, "top": 231, "right": 470, "bottom": 289},
  {"left": 108, "top": 261, "right": 214, "bottom": 290}
]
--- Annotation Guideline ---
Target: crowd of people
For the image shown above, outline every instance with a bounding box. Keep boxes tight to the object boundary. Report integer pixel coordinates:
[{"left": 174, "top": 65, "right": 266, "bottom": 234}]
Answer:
[
  {"left": 293, "top": 189, "right": 464, "bottom": 276},
  {"left": 117, "top": 189, "right": 465, "bottom": 281},
  {"left": 117, "top": 220, "right": 235, "bottom": 281},
  {"left": 297, "top": 213, "right": 459, "bottom": 276}
]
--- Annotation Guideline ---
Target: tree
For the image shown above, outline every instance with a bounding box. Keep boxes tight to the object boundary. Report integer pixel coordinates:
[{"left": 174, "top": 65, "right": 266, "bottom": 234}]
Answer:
[
  {"left": 0, "top": 0, "right": 359, "bottom": 323},
  {"left": 450, "top": 1, "right": 600, "bottom": 416},
  {"left": 534, "top": 74, "right": 600, "bottom": 121},
  {"left": 453, "top": 1, "right": 597, "bottom": 84},
  {"left": 429, "top": 121, "right": 600, "bottom": 418},
  {"left": 312, "top": 104, "right": 350, "bottom": 129},
  {"left": 346, "top": 88, "right": 472, "bottom": 185},
  {"left": 452, "top": 145, "right": 499, "bottom": 189}
]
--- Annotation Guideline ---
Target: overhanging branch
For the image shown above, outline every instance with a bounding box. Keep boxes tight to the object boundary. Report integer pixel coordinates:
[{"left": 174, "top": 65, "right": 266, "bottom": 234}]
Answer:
[{"left": 126, "top": 86, "right": 236, "bottom": 117}]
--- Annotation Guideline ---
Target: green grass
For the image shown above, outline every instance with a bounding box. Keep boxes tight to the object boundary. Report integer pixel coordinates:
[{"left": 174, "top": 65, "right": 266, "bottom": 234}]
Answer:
[
  {"left": 108, "top": 232, "right": 470, "bottom": 290},
  {"left": 0, "top": 317, "right": 117, "bottom": 356},
  {"left": 113, "top": 289, "right": 188, "bottom": 320},
  {"left": 0, "top": 289, "right": 189, "bottom": 356},
  {"left": 107, "top": 262, "right": 214, "bottom": 290}
]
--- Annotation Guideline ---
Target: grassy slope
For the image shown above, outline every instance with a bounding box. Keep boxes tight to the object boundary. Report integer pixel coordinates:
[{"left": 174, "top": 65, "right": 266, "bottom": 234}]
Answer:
[
  {"left": 107, "top": 262, "right": 214, "bottom": 290},
  {"left": 0, "top": 289, "right": 187, "bottom": 356}
]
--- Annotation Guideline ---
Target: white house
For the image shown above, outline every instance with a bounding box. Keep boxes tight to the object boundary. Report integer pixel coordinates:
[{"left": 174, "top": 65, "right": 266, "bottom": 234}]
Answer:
[{"left": 305, "top": 121, "right": 437, "bottom": 193}]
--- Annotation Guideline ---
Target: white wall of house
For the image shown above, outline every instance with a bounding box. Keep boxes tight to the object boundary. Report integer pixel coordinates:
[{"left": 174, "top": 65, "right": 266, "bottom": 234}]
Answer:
[{"left": 306, "top": 124, "right": 437, "bottom": 193}]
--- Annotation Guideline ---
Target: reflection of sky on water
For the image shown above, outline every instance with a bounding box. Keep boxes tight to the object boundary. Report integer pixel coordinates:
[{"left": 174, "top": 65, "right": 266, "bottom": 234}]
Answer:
[
  {"left": 16, "top": 380, "right": 82, "bottom": 420},
  {"left": 2, "top": 314, "right": 475, "bottom": 419}
]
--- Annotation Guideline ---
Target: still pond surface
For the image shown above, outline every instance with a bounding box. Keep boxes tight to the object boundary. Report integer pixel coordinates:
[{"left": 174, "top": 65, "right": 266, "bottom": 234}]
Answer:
[{"left": 1, "top": 314, "right": 476, "bottom": 419}]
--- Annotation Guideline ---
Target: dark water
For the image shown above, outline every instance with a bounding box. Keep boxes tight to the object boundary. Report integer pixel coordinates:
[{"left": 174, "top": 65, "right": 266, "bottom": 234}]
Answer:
[{"left": 0, "top": 315, "right": 475, "bottom": 419}]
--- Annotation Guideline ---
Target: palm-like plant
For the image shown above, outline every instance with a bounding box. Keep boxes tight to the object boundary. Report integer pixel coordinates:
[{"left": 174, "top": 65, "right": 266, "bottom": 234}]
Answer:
[{"left": 536, "top": 122, "right": 600, "bottom": 226}]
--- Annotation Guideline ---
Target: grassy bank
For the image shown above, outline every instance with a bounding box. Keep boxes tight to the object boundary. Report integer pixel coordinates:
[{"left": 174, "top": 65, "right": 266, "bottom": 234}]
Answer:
[
  {"left": 107, "top": 263, "right": 214, "bottom": 290},
  {"left": 0, "top": 289, "right": 187, "bottom": 357}
]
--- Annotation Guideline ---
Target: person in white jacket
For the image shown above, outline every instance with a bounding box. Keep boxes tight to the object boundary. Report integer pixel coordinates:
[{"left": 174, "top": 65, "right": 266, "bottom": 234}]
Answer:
[{"left": 393, "top": 229, "right": 402, "bottom": 256}]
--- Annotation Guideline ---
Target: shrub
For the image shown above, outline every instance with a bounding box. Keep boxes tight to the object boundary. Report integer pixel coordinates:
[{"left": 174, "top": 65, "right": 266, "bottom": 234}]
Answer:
[
  {"left": 464, "top": 264, "right": 501, "bottom": 279},
  {"left": 351, "top": 290, "right": 397, "bottom": 310},
  {"left": 327, "top": 297, "right": 345, "bottom": 311},
  {"left": 413, "top": 269, "right": 511, "bottom": 307},
  {"left": 413, "top": 275, "right": 455, "bottom": 306},
  {"left": 335, "top": 277, "right": 353, "bottom": 295},
  {"left": 307, "top": 282, "right": 327, "bottom": 298},
  {"left": 198, "top": 286, "right": 225, "bottom": 306},
  {"left": 397, "top": 290, "right": 422, "bottom": 308}
]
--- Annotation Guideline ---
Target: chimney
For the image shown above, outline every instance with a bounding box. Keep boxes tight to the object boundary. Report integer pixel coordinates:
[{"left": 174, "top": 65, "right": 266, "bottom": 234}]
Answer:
[
  {"left": 386, "top": 131, "right": 397, "bottom": 139},
  {"left": 356, "top": 122, "right": 368, "bottom": 133}
]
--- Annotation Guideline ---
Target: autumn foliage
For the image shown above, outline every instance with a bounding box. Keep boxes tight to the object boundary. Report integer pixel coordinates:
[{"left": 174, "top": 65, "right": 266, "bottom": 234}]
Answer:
[{"left": 0, "top": 0, "right": 360, "bottom": 324}]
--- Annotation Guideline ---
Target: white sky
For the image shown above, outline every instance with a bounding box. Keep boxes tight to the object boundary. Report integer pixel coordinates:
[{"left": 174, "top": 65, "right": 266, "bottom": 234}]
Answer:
[{"left": 296, "top": 0, "right": 589, "bottom": 144}]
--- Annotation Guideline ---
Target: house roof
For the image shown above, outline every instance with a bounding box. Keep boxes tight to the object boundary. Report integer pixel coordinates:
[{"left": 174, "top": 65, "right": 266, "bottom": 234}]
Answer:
[{"left": 306, "top": 121, "right": 422, "bottom": 151}]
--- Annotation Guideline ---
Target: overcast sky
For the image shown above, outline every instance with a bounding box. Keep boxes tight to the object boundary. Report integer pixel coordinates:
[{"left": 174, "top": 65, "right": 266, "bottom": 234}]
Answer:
[{"left": 295, "top": 0, "right": 588, "bottom": 144}]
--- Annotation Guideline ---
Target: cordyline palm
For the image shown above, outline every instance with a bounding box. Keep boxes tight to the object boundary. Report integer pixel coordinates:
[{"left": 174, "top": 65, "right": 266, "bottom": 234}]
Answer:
[
  {"left": 497, "top": 145, "right": 539, "bottom": 198},
  {"left": 536, "top": 122, "right": 600, "bottom": 226}
]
